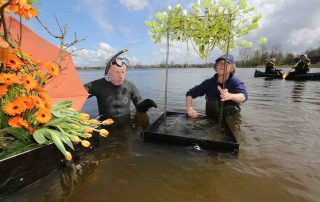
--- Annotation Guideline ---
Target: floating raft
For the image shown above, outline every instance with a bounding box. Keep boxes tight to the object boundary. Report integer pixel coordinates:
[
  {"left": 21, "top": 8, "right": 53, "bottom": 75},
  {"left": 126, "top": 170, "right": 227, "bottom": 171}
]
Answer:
[{"left": 143, "top": 111, "right": 239, "bottom": 152}]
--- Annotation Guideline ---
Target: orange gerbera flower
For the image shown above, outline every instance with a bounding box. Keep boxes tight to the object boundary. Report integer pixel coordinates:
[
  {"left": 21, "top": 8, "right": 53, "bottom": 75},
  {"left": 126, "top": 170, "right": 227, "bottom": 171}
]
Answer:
[
  {"left": 21, "top": 73, "right": 37, "bottom": 90},
  {"left": 45, "top": 62, "right": 60, "bottom": 76},
  {"left": 8, "top": 1, "right": 38, "bottom": 20},
  {"left": 8, "top": 116, "right": 29, "bottom": 128},
  {"left": 16, "top": 96, "right": 35, "bottom": 110},
  {"left": 7, "top": 53, "right": 23, "bottom": 71},
  {"left": 35, "top": 107, "right": 52, "bottom": 124},
  {"left": 35, "top": 85, "right": 45, "bottom": 92},
  {"left": 38, "top": 92, "right": 49, "bottom": 100},
  {"left": 30, "top": 95, "right": 44, "bottom": 108},
  {"left": 0, "top": 85, "right": 9, "bottom": 98},
  {"left": 3, "top": 101, "right": 26, "bottom": 116},
  {"left": 35, "top": 71, "right": 47, "bottom": 83},
  {"left": 44, "top": 99, "right": 52, "bottom": 110},
  {"left": 0, "top": 73, "right": 19, "bottom": 85}
]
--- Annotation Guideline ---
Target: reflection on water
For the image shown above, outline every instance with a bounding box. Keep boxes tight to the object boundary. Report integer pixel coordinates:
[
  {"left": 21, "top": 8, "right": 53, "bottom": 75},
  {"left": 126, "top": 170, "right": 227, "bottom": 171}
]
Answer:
[
  {"left": 291, "top": 81, "right": 306, "bottom": 102},
  {"left": 3, "top": 68, "right": 320, "bottom": 202}
]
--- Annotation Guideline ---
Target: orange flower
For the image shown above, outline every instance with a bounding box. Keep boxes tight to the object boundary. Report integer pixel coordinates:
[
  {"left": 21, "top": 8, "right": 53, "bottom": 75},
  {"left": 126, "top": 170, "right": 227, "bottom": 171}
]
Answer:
[
  {"left": 30, "top": 95, "right": 45, "bottom": 108},
  {"left": 99, "top": 129, "right": 109, "bottom": 137},
  {"left": 8, "top": 1, "right": 38, "bottom": 20},
  {"left": 65, "top": 152, "right": 72, "bottom": 161},
  {"left": 81, "top": 140, "right": 91, "bottom": 148},
  {"left": 8, "top": 116, "right": 29, "bottom": 128},
  {"left": 80, "top": 113, "right": 90, "bottom": 121},
  {"left": 0, "top": 73, "right": 19, "bottom": 85},
  {"left": 21, "top": 74, "right": 37, "bottom": 90},
  {"left": 102, "top": 118, "right": 114, "bottom": 125},
  {"left": 3, "top": 101, "right": 26, "bottom": 116},
  {"left": 44, "top": 99, "right": 52, "bottom": 110},
  {"left": 84, "top": 126, "right": 93, "bottom": 133},
  {"left": 27, "top": 126, "right": 34, "bottom": 134},
  {"left": 38, "top": 92, "right": 49, "bottom": 100},
  {"left": 16, "top": 96, "right": 34, "bottom": 110},
  {"left": 7, "top": 53, "right": 23, "bottom": 71},
  {"left": 89, "top": 119, "right": 100, "bottom": 125},
  {"left": 45, "top": 62, "right": 60, "bottom": 76},
  {"left": 35, "top": 107, "right": 52, "bottom": 124},
  {"left": 0, "top": 85, "right": 9, "bottom": 98},
  {"left": 35, "top": 72, "right": 47, "bottom": 83}
]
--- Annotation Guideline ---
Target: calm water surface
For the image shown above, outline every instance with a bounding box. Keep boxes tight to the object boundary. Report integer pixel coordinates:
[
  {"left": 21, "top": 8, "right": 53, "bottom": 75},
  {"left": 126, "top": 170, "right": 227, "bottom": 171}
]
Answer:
[{"left": 3, "top": 68, "right": 320, "bottom": 202}]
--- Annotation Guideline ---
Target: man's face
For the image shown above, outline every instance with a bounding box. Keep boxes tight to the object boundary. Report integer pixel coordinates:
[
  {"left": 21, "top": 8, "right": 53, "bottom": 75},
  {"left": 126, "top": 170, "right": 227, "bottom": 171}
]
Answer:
[
  {"left": 107, "top": 64, "right": 126, "bottom": 86},
  {"left": 215, "top": 60, "right": 233, "bottom": 75}
]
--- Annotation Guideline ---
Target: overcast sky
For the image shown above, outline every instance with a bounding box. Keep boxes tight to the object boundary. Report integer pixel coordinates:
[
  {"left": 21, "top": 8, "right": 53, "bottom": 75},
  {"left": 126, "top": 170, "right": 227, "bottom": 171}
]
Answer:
[{"left": 25, "top": 0, "right": 320, "bottom": 66}]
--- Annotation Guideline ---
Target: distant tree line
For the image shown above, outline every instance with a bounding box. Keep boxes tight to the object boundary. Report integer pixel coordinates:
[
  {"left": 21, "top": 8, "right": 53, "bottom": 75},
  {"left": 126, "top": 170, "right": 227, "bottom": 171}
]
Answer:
[
  {"left": 236, "top": 45, "right": 320, "bottom": 67},
  {"left": 76, "top": 46, "right": 320, "bottom": 69}
]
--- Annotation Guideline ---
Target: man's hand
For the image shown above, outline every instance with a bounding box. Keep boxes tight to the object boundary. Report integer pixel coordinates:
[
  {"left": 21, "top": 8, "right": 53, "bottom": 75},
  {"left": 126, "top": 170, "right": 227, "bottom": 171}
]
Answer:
[
  {"left": 217, "top": 86, "right": 232, "bottom": 102},
  {"left": 136, "top": 99, "right": 157, "bottom": 113},
  {"left": 187, "top": 107, "right": 198, "bottom": 118}
]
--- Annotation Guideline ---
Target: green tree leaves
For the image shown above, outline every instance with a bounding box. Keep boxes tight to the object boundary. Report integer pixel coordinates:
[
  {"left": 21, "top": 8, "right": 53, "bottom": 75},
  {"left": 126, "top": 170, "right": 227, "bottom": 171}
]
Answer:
[{"left": 145, "top": 0, "right": 266, "bottom": 60}]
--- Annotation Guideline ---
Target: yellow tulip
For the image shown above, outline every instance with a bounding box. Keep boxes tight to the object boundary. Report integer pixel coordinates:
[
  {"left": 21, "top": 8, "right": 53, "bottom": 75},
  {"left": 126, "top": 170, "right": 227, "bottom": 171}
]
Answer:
[
  {"left": 70, "top": 135, "right": 81, "bottom": 143},
  {"left": 84, "top": 126, "right": 93, "bottom": 133},
  {"left": 80, "top": 113, "right": 90, "bottom": 121},
  {"left": 89, "top": 119, "right": 100, "bottom": 125},
  {"left": 82, "top": 133, "right": 92, "bottom": 138},
  {"left": 102, "top": 118, "right": 114, "bottom": 125},
  {"left": 99, "top": 129, "right": 109, "bottom": 137},
  {"left": 65, "top": 152, "right": 72, "bottom": 161},
  {"left": 81, "top": 140, "right": 91, "bottom": 148},
  {"left": 71, "top": 124, "right": 80, "bottom": 130}
]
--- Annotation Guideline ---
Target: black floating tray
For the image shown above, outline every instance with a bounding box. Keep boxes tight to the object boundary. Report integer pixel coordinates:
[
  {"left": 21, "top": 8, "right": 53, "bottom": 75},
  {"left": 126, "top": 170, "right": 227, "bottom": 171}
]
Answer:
[{"left": 143, "top": 111, "right": 239, "bottom": 152}]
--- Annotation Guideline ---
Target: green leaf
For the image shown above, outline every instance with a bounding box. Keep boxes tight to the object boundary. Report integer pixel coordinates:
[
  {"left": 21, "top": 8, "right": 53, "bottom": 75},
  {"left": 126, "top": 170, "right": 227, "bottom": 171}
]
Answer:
[
  {"left": 258, "top": 37, "right": 268, "bottom": 45},
  {"left": 43, "top": 117, "right": 66, "bottom": 127},
  {"left": 33, "top": 128, "right": 50, "bottom": 144},
  {"left": 49, "top": 130, "right": 67, "bottom": 156},
  {"left": 0, "top": 127, "right": 31, "bottom": 144},
  {"left": 51, "top": 110, "right": 61, "bottom": 118}
]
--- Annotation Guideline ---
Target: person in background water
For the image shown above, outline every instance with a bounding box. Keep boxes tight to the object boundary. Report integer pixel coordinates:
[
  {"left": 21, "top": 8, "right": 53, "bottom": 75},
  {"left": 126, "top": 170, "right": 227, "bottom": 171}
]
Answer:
[
  {"left": 265, "top": 58, "right": 282, "bottom": 76},
  {"left": 293, "top": 54, "right": 311, "bottom": 74},
  {"left": 84, "top": 50, "right": 157, "bottom": 121},
  {"left": 186, "top": 54, "right": 248, "bottom": 118}
]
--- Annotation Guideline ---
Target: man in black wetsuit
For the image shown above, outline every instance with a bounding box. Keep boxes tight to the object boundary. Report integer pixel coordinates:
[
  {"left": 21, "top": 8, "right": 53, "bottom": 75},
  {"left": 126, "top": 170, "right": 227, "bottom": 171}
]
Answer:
[{"left": 84, "top": 50, "right": 157, "bottom": 120}]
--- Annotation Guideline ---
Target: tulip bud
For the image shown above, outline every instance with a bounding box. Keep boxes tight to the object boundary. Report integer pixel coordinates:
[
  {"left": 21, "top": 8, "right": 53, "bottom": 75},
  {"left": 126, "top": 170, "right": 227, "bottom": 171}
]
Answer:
[
  {"left": 99, "top": 129, "right": 109, "bottom": 137},
  {"left": 80, "top": 113, "right": 90, "bottom": 120},
  {"left": 71, "top": 124, "right": 80, "bottom": 130},
  {"left": 65, "top": 152, "right": 72, "bottom": 161},
  {"left": 89, "top": 119, "right": 100, "bottom": 125},
  {"left": 82, "top": 133, "right": 92, "bottom": 138},
  {"left": 84, "top": 126, "right": 93, "bottom": 133},
  {"left": 70, "top": 135, "right": 81, "bottom": 143},
  {"left": 102, "top": 118, "right": 114, "bottom": 125},
  {"left": 81, "top": 140, "right": 91, "bottom": 148}
]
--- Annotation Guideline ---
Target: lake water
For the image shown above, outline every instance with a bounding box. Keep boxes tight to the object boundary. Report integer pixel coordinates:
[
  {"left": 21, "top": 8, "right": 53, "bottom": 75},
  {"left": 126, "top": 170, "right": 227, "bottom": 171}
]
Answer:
[{"left": 3, "top": 68, "right": 320, "bottom": 202}]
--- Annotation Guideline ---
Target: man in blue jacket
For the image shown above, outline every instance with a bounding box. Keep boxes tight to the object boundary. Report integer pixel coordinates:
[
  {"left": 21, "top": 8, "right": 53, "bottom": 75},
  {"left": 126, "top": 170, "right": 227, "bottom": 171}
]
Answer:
[{"left": 186, "top": 54, "right": 248, "bottom": 118}]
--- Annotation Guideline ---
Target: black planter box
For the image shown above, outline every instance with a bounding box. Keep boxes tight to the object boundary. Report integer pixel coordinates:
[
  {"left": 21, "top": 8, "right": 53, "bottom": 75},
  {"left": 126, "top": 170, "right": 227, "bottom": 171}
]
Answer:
[
  {"left": 0, "top": 143, "right": 62, "bottom": 198},
  {"left": 0, "top": 131, "right": 101, "bottom": 199},
  {"left": 143, "top": 111, "right": 239, "bottom": 152}
]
